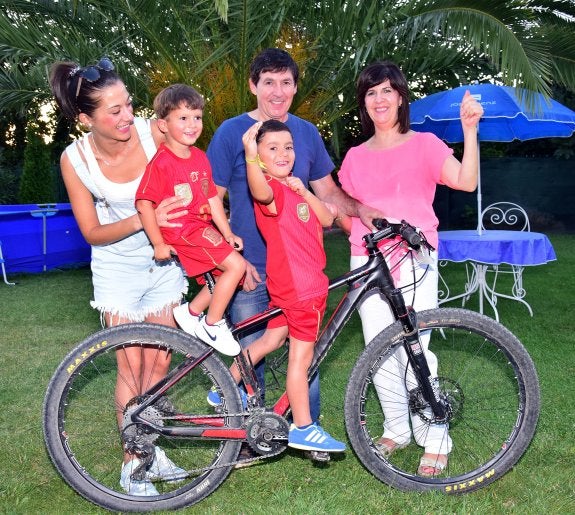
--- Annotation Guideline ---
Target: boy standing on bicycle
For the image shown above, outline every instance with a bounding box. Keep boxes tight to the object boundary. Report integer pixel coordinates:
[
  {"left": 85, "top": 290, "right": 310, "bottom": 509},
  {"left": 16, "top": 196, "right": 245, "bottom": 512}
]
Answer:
[
  {"left": 136, "top": 84, "right": 246, "bottom": 356},
  {"left": 233, "top": 119, "right": 346, "bottom": 452}
]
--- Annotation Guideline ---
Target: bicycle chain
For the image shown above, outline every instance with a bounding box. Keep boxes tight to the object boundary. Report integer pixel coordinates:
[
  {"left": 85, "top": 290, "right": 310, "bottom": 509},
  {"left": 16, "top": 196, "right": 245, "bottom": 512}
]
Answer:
[
  {"left": 125, "top": 412, "right": 328, "bottom": 483},
  {"left": 126, "top": 401, "right": 328, "bottom": 481},
  {"left": 155, "top": 412, "right": 286, "bottom": 476},
  {"left": 170, "top": 444, "right": 284, "bottom": 479}
]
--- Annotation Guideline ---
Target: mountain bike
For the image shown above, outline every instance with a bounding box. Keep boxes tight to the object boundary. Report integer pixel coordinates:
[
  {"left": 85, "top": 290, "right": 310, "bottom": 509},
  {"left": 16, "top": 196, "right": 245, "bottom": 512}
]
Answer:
[{"left": 43, "top": 219, "right": 540, "bottom": 512}]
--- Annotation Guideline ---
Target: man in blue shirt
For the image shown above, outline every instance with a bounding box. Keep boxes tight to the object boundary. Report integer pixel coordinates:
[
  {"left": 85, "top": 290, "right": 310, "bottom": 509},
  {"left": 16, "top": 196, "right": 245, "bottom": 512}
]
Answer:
[{"left": 206, "top": 48, "right": 381, "bottom": 459}]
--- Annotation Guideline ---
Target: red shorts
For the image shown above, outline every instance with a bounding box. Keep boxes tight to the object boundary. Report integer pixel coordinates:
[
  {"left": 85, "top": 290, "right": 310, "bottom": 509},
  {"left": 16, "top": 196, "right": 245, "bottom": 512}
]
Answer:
[
  {"left": 267, "top": 294, "right": 327, "bottom": 342},
  {"left": 172, "top": 225, "right": 234, "bottom": 278}
]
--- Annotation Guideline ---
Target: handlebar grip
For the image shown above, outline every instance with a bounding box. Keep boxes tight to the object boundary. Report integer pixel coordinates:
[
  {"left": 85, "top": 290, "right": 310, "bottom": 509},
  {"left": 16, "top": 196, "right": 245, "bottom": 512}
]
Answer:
[
  {"left": 367, "top": 218, "right": 433, "bottom": 252},
  {"left": 372, "top": 218, "right": 389, "bottom": 230},
  {"left": 372, "top": 218, "right": 422, "bottom": 249},
  {"left": 399, "top": 224, "right": 423, "bottom": 248}
]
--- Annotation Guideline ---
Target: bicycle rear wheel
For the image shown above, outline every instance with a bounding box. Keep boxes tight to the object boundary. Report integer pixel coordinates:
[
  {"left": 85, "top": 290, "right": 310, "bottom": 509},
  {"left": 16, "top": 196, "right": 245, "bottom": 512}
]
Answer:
[
  {"left": 43, "top": 323, "right": 243, "bottom": 512},
  {"left": 344, "top": 308, "right": 540, "bottom": 493}
]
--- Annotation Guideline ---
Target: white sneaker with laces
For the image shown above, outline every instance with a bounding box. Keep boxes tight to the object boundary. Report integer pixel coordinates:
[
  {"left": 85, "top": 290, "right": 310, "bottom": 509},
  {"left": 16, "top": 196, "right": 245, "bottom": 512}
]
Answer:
[
  {"left": 147, "top": 446, "right": 187, "bottom": 483},
  {"left": 173, "top": 303, "right": 203, "bottom": 334},
  {"left": 120, "top": 458, "right": 159, "bottom": 496},
  {"left": 194, "top": 317, "right": 241, "bottom": 356}
]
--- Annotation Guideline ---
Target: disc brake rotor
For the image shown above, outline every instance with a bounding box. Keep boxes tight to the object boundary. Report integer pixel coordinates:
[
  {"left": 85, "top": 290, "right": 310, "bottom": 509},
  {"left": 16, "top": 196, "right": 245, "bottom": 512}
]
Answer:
[{"left": 408, "top": 377, "right": 463, "bottom": 424}]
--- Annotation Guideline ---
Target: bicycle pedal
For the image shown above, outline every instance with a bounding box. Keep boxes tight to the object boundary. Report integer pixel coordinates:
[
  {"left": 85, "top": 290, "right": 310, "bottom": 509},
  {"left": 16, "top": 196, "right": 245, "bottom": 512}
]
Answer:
[{"left": 305, "top": 450, "right": 330, "bottom": 463}]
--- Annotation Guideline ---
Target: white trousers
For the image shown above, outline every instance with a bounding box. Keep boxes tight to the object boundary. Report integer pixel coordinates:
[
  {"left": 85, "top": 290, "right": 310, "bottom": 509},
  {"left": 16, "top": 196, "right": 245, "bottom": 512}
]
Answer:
[{"left": 351, "top": 252, "right": 452, "bottom": 455}]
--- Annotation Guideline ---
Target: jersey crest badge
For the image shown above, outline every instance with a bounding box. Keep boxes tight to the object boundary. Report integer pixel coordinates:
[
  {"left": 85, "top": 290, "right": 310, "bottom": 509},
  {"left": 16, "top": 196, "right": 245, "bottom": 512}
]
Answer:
[
  {"left": 297, "top": 203, "right": 310, "bottom": 222},
  {"left": 174, "top": 183, "right": 192, "bottom": 202}
]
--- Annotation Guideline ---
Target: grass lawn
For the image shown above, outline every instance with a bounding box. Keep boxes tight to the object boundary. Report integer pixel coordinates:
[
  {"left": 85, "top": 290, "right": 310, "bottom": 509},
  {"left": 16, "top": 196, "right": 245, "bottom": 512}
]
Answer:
[{"left": 1, "top": 231, "right": 574, "bottom": 514}]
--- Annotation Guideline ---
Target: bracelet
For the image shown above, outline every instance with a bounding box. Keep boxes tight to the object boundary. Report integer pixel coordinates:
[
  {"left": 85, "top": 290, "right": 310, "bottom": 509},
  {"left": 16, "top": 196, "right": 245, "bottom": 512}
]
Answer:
[{"left": 245, "top": 156, "right": 258, "bottom": 164}]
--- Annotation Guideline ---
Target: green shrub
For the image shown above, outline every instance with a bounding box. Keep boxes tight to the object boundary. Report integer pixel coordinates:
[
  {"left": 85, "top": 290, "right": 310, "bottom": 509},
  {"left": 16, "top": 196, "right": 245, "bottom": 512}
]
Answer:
[
  {"left": 0, "top": 148, "right": 20, "bottom": 204},
  {"left": 18, "top": 123, "right": 54, "bottom": 204}
]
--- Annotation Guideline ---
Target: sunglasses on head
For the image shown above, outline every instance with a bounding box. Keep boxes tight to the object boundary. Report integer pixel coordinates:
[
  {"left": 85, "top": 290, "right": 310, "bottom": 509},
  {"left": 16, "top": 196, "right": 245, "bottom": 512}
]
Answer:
[{"left": 71, "top": 57, "right": 115, "bottom": 98}]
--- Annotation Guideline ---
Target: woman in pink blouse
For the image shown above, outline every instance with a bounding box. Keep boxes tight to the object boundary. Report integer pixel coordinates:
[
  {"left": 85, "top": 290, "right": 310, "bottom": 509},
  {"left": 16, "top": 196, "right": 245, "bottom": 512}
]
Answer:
[{"left": 339, "top": 61, "right": 483, "bottom": 477}]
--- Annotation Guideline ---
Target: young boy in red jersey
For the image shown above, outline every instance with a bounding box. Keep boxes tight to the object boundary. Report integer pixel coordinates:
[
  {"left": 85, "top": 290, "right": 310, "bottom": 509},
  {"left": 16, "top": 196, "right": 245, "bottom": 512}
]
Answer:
[
  {"left": 136, "top": 84, "right": 246, "bottom": 356},
  {"left": 221, "top": 119, "right": 346, "bottom": 452}
]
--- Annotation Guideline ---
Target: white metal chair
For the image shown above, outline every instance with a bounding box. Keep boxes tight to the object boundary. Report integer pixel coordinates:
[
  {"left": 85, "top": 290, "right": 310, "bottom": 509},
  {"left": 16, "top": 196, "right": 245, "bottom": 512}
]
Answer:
[
  {"left": 0, "top": 241, "right": 16, "bottom": 286},
  {"left": 478, "top": 202, "right": 532, "bottom": 315},
  {"left": 481, "top": 202, "right": 530, "bottom": 232}
]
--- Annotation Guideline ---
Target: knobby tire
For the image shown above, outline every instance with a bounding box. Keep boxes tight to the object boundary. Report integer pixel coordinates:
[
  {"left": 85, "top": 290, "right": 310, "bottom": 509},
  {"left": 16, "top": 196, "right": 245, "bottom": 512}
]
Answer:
[
  {"left": 43, "top": 323, "right": 243, "bottom": 512},
  {"left": 344, "top": 308, "right": 540, "bottom": 493}
]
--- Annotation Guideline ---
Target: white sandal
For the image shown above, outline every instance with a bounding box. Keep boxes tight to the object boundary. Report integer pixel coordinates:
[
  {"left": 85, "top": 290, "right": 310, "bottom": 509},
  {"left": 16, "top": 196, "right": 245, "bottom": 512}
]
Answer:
[
  {"left": 417, "top": 454, "right": 448, "bottom": 477},
  {"left": 374, "top": 438, "right": 409, "bottom": 458}
]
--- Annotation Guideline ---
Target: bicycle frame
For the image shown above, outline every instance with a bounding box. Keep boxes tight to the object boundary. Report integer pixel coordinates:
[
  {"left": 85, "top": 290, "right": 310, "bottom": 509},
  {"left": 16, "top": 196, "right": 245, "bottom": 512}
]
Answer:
[{"left": 129, "top": 221, "right": 447, "bottom": 441}]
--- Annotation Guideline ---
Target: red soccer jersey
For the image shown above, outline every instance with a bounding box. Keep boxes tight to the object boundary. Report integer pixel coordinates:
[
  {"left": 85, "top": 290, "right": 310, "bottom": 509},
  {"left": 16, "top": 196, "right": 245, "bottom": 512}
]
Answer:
[
  {"left": 254, "top": 176, "right": 328, "bottom": 305},
  {"left": 136, "top": 143, "right": 217, "bottom": 244}
]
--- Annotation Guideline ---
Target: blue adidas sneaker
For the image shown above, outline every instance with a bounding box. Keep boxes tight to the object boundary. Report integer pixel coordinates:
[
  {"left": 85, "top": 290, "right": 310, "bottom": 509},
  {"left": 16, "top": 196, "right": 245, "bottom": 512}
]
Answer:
[
  {"left": 288, "top": 423, "right": 346, "bottom": 452},
  {"left": 207, "top": 386, "right": 248, "bottom": 409}
]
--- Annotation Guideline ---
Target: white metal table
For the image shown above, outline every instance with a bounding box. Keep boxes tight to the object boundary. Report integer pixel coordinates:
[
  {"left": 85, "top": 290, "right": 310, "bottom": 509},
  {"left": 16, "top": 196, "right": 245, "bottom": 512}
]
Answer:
[{"left": 437, "top": 230, "right": 556, "bottom": 321}]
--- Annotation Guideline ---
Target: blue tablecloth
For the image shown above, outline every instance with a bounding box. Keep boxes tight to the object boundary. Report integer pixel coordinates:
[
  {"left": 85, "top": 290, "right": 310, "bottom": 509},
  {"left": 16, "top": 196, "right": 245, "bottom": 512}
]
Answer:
[{"left": 438, "top": 230, "right": 556, "bottom": 266}]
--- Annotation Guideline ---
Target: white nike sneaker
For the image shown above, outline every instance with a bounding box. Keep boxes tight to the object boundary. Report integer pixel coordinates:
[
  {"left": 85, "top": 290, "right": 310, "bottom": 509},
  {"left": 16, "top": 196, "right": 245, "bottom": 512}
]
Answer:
[
  {"left": 173, "top": 303, "right": 203, "bottom": 334},
  {"left": 194, "top": 317, "right": 241, "bottom": 356}
]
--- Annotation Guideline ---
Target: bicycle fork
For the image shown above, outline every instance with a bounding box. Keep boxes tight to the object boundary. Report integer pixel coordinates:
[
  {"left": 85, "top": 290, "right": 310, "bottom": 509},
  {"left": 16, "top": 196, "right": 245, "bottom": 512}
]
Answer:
[
  {"left": 343, "top": 249, "right": 450, "bottom": 424},
  {"left": 385, "top": 282, "right": 450, "bottom": 423}
]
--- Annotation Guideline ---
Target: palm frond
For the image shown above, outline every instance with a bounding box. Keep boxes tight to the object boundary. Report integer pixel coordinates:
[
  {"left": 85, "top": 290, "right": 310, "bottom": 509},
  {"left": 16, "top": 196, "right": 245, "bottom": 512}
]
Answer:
[{"left": 0, "top": 0, "right": 574, "bottom": 152}]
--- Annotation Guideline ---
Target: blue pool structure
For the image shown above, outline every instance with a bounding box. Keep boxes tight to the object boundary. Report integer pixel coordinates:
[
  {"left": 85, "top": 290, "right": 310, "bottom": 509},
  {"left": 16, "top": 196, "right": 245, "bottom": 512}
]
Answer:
[{"left": 0, "top": 204, "right": 90, "bottom": 275}]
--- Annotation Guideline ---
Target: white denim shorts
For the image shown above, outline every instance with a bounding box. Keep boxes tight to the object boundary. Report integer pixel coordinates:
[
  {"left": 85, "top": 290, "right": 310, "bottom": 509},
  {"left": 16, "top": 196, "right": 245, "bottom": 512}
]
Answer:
[{"left": 89, "top": 243, "right": 187, "bottom": 323}]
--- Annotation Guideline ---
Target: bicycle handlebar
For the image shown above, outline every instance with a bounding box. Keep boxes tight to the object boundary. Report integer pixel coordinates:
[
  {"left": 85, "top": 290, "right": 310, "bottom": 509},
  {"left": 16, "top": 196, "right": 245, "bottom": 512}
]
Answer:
[{"left": 364, "top": 218, "right": 434, "bottom": 252}]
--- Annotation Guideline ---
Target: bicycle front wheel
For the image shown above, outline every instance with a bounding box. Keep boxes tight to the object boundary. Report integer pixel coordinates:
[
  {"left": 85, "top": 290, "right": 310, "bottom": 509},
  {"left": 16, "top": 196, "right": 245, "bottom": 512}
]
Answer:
[
  {"left": 43, "top": 323, "right": 243, "bottom": 512},
  {"left": 344, "top": 308, "right": 540, "bottom": 493}
]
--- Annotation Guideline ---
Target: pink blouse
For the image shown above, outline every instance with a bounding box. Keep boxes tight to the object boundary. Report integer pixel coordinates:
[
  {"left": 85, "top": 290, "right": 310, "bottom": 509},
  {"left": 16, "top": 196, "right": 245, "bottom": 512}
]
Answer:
[{"left": 339, "top": 131, "right": 453, "bottom": 254}]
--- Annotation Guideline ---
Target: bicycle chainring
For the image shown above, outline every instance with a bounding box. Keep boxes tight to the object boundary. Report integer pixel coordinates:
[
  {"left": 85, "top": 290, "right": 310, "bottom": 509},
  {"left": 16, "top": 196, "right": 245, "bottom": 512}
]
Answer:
[{"left": 245, "top": 412, "right": 290, "bottom": 455}]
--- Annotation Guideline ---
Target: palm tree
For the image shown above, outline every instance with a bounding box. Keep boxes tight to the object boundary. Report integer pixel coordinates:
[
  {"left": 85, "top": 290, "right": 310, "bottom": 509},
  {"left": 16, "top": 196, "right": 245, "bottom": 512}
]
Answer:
[{"left": 0, "top": 0, "right": 574, "bottom": 156}]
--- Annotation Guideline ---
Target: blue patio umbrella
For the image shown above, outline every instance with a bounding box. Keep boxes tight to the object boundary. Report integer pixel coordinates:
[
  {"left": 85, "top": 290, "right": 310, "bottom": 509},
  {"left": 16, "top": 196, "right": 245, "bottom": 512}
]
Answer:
[{"left": 410, "top": 84, "right": 575, "bottom": 233}]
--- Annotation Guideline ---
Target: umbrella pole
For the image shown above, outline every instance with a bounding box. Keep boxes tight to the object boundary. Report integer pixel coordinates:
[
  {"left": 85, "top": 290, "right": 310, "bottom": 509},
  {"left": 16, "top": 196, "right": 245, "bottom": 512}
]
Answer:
[{"left": 476, "top": 138, "right": 482, "bottom": 235}]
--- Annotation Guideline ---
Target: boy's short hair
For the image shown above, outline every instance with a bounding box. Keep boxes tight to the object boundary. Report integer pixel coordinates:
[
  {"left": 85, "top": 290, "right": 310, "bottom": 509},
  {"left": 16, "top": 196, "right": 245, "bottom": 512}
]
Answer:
[
  {"left": 256, "top": 119, "right": 292, "bottom": 143},
  {"left": 249, "top": 48, "right": 299, "bottom": 86},
  {"left": 153, "top": 84, "right": 205, "bottom": 119}
]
